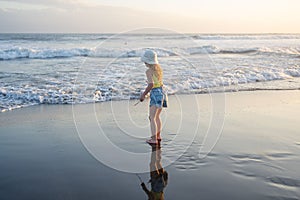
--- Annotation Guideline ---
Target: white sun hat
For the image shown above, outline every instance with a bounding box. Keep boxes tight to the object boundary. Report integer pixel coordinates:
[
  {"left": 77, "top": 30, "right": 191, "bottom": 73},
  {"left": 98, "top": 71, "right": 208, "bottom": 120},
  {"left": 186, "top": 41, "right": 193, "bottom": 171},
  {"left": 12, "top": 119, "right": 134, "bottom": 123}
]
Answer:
[{"left": 141, "top": 50, "right": 159, "bottom": 64}]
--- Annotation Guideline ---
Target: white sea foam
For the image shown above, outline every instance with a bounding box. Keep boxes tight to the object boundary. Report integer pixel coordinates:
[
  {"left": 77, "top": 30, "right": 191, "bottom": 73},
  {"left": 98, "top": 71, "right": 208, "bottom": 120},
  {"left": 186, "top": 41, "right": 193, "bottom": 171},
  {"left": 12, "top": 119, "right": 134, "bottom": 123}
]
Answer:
[
  {"left": 0, "top": 33, "right": 299, "bottom": 112},
  {"left": 0, "top": 47, "right": 95, "bottom": 60},
  {"left": 0, "top": 46, "right": 299, "bottom": 60},
  {"left": 1, "top": 64, "right": 299, "bottom": 112}
]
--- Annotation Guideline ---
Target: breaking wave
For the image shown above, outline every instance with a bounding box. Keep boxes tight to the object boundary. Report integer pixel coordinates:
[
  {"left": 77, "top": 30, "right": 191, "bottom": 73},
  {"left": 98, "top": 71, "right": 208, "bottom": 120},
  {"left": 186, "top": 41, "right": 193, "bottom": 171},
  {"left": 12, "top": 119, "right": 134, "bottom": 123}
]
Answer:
[{"left": 1, "top": 46, "right": 299, "bottom": 60}]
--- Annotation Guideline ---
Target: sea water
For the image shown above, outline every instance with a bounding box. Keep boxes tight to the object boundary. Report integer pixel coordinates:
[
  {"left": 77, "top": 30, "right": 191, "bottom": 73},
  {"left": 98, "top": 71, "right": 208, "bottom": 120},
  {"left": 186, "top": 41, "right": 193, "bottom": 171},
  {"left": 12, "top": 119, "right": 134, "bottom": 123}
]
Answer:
[{"left": 0, "top": 33, "right": 299, "bottom": 112}]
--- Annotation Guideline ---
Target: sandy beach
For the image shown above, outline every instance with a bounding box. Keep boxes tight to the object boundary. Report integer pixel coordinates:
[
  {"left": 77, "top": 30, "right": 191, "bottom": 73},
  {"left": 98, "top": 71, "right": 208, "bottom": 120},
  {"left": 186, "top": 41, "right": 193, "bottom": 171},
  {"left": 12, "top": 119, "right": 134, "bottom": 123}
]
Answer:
[
  {"left": 1, "top": 0, "right": 300, "bottom": 199},
  {"left": 0, "top": 90, "right": 300, "bottom": 200}
]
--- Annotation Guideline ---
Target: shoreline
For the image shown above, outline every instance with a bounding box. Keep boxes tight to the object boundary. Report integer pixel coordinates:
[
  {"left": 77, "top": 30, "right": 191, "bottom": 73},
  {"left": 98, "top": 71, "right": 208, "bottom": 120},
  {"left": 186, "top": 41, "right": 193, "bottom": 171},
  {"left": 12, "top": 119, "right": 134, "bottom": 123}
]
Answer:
[{"left": 2, "top": 77, "right": 300, "bottom": 114}]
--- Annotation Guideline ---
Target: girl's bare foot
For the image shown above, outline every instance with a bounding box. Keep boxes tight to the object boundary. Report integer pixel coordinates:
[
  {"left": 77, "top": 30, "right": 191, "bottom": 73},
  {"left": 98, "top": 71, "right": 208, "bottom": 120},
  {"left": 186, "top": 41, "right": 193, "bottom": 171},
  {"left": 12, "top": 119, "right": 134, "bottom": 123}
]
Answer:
[
  {"left": 146, "top": 138, "right": 158, "bottom": 144},
  {"left": 157, "top": 132, "right": 162, "bottom": 141},
  {"left": 146, "top": 135, "right": 158, "bottom": 144}
]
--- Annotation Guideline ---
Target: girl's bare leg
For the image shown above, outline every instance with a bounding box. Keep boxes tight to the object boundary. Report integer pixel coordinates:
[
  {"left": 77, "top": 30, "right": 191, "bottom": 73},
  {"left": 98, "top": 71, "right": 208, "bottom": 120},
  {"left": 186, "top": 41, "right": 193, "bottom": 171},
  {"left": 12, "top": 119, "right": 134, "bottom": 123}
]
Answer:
[
  {"left": 155, "top": 108, "right": 162, "bottom": 139},
  {"left": 149, "top": 106, "right": 158, "bottom": 139}
]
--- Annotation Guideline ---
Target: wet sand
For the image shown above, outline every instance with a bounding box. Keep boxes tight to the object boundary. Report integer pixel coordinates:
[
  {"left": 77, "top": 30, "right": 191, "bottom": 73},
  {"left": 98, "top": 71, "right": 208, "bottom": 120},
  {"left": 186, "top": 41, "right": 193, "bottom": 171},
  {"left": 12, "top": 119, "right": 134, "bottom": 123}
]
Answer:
[{"left": 0, "top": 91, "right": 300, "bottom": 200}]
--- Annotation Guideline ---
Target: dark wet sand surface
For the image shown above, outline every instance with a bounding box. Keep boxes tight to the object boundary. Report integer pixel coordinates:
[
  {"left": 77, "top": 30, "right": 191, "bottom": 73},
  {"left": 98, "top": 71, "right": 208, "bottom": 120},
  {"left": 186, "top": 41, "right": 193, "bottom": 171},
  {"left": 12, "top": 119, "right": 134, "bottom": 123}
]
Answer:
[{"left": 1, "top": 91, "right": 300, "bottom": 200}]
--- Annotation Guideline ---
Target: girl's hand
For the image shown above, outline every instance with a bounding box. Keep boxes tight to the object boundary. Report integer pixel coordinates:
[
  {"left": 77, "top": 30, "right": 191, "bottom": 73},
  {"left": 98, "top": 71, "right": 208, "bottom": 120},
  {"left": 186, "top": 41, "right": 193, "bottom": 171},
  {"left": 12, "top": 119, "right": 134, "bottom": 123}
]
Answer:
[{"left": 140, "top": 94, "right": 145, "bottom": 102}]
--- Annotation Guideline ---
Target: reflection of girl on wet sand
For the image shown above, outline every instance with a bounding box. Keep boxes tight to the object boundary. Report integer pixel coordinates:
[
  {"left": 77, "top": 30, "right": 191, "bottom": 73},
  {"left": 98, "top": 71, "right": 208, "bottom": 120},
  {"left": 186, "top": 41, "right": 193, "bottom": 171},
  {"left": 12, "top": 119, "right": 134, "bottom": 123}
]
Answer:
[{"left": 141, "top": 144, "right": 168, "bottom": 200}]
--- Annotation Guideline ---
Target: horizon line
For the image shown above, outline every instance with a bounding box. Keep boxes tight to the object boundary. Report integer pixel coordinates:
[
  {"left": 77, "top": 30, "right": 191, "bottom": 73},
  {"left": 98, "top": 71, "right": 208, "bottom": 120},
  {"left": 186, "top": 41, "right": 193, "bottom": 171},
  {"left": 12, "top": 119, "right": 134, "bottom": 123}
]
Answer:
[{"left": 0, "top": 32, "right": 300, "bottom": 35}]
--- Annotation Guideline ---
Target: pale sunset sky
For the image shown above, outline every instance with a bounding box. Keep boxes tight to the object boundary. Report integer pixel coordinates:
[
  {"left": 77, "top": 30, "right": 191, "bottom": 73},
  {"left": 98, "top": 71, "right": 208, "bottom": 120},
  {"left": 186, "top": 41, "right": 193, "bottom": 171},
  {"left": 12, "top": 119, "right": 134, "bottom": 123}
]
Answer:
[{"left": 0, "top": 0, "right": 299, "bottom": 33}]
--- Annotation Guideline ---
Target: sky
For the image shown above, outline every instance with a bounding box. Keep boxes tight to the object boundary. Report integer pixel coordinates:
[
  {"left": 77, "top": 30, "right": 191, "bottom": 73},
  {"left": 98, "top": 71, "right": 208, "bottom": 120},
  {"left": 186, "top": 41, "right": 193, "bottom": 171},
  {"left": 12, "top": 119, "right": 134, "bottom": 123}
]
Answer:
[{"left": 0, "top": 0, "right": 299, "bottom": 33}]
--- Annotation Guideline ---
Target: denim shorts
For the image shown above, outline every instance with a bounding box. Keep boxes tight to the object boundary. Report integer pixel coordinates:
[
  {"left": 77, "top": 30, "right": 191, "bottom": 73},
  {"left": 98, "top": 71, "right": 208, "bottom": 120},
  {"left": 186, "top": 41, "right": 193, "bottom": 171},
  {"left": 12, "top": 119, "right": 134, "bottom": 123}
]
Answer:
[{"left": 150, "top": 87, "right": 163, "bottom": 108}]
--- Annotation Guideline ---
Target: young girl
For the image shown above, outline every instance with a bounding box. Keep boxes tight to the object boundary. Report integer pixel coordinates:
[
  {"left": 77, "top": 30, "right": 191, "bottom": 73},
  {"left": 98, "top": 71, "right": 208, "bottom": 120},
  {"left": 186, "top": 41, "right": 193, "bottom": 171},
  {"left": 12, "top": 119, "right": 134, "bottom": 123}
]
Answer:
[{"left": 140, "top": 50, "right": 164, "bottom": 144}]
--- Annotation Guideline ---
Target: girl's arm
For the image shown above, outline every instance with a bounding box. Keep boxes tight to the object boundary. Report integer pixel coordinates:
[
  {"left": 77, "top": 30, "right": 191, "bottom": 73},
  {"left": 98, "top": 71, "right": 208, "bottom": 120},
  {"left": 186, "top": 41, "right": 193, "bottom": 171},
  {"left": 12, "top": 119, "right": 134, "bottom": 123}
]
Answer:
[{"left": 140, "top": 70, "right": 153, "bottom": 102}]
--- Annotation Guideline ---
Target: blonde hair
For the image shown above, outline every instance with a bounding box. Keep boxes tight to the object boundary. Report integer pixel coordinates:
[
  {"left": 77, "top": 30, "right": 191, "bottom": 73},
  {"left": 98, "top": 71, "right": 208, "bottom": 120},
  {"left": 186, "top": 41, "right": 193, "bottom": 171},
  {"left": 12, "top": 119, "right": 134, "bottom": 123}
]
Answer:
[{"left": 148, "top": 64, "right": 163, "bottom": 82}]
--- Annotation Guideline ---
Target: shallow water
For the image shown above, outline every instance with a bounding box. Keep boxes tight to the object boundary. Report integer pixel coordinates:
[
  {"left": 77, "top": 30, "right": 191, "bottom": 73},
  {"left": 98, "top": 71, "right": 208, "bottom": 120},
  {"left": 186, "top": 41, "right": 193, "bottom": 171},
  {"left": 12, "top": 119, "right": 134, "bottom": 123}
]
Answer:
[
  {"left": 0, "top": 92, "right": 299, "bottom": 199},
  {"left": 1, "top": 33, "right": 300, "bottom": 112}
]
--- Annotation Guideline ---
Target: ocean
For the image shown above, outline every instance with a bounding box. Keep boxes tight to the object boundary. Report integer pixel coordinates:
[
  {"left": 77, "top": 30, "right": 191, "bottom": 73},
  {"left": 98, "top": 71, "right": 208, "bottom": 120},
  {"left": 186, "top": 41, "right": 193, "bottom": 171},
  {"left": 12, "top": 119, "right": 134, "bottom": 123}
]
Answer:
[{"left": 0, "top": 33, "right": 299, "bottom": 112}]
